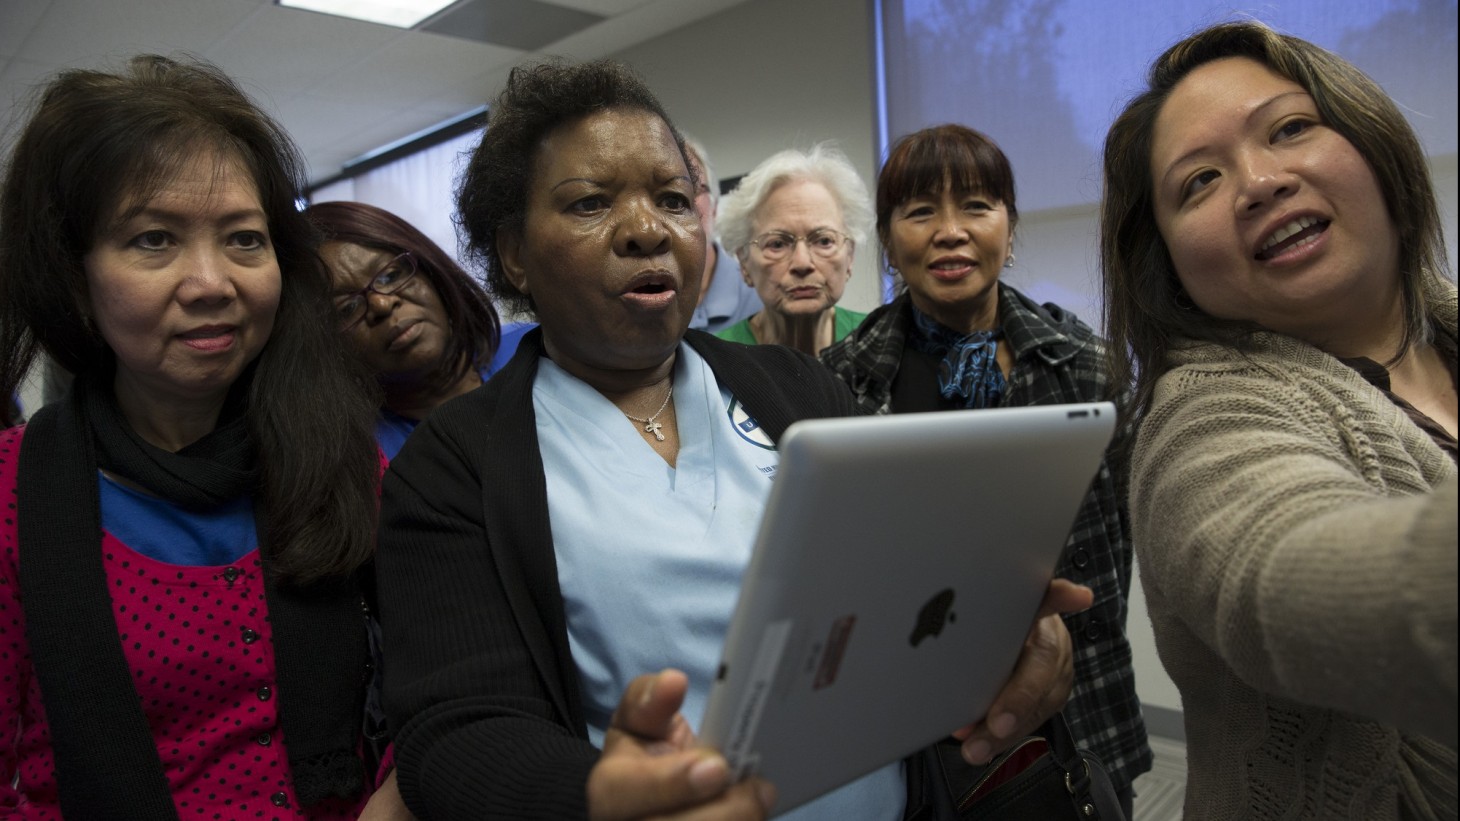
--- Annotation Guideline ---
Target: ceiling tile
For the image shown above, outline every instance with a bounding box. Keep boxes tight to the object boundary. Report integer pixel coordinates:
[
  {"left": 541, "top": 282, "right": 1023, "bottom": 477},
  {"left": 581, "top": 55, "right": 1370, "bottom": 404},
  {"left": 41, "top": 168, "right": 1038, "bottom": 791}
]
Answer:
[
  {"left": 0, "top": 0, "right": 757, "bottom": 183},
  {"left": 422, "top": 0, "right": 603, "bottom": 51},
  {"left": 534, "top": 0, "right": 652, "bottom": 16},
  {"left": 546, "top": 0, "right": 746, "bottom": 60},
  {"left": 0, "top": 56, "right": 57, "bottom": 116},
  {"left": 15, "top": 0, "right": 258, "bottom": 65},
  {"left": 309, "top": 29, "right": 521, "bottom": 106},
  {"left": 406, "top": 92, "right": 495, "bottom": 124},
  {"left": 431, "top": 59, "right": 518, "bottom": 108},
  {"left": 0, "top": 0, "right": 52, "bottom": 58},
  {"left": 276, "top": 90, "right": 475, "bottom": 177},
  {"left": 203, "top": 4, "right": 399, "bottom": 94}
]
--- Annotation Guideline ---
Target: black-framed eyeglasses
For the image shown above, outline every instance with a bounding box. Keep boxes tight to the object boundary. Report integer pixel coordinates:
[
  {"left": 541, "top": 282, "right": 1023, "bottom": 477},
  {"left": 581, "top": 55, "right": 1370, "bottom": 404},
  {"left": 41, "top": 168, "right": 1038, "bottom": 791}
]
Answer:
[
  {"left": 332, "top": 252, "right": 418, "bottom": 330},
  {"left": 748, "top": 228, "right": 851, "bottom": 262}
]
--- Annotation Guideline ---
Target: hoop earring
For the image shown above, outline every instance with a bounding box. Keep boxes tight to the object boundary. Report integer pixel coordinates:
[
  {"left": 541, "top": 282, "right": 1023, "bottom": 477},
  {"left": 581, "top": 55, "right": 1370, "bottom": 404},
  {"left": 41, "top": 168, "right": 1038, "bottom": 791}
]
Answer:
[
  {"left": 1004, "top": 253, "right": 1016, "bottom": 268},
  {"left": 1173, "top": 288, "right": 1196, "bottom": 311}
]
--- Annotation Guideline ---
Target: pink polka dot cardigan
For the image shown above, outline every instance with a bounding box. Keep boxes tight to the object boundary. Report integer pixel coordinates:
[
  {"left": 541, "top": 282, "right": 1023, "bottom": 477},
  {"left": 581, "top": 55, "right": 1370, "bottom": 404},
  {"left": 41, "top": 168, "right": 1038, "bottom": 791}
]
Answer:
[{"left": 0, "top": 425, "right": 383, "bottom": 819}]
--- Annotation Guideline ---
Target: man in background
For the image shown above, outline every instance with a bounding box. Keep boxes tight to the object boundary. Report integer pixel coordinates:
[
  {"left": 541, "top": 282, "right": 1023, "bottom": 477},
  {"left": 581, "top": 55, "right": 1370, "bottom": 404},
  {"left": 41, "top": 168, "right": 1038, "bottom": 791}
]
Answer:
[{"left": 684, "top": 137, "right": 760, "bottom": 334}]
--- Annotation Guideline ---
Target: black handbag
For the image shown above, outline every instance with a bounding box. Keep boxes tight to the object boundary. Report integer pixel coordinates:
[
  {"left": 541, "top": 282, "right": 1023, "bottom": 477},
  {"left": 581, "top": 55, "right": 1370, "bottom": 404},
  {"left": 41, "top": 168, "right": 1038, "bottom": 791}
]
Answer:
[{"left": 933, "top": 712, "right": 1127, "bottom": 820}]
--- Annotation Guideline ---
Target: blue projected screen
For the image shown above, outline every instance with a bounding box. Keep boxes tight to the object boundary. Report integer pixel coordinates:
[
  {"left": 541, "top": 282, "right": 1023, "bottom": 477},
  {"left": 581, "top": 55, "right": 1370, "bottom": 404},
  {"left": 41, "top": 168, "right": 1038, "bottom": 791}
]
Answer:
[{"left": 880, "top": 0, "right": 1459, "bottom": 213}]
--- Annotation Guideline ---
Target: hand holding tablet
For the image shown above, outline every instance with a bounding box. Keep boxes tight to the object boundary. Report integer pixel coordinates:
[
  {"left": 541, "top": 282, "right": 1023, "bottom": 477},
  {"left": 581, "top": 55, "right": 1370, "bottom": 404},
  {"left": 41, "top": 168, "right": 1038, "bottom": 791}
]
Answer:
[{"left": 699, "top": 403, "right": 1116, "bottom": 816}]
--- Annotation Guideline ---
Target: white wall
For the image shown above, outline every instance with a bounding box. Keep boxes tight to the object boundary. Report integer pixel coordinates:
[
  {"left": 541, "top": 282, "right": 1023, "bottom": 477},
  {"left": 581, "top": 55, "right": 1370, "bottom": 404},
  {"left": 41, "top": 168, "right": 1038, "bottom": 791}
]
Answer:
[
  {"left": 1015, "top": 152, "right": 1460, "bottom": 336},
  {"left": 1004, "top": 204, "right": 1106, "bottom": 327},
  {"left": 610, "top": 0, "right": 884, "bottom": 314},
  {"left": 1434, "top": 152, "right": 1460, "bottom": 275}
]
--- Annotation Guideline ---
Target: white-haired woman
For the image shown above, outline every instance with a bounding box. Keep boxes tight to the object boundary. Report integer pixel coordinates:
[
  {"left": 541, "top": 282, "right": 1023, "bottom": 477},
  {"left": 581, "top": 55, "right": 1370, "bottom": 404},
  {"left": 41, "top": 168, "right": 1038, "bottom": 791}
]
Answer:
[{"left": 716, "top": 143, "right": 872, "bottom": 356}]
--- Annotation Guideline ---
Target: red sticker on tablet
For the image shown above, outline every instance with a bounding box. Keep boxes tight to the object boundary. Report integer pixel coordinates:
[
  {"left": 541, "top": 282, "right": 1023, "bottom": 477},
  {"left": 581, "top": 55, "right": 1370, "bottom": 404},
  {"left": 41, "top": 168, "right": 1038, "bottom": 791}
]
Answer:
[{"left": 813, "top": 615, "right": 856, "bottom": 690}]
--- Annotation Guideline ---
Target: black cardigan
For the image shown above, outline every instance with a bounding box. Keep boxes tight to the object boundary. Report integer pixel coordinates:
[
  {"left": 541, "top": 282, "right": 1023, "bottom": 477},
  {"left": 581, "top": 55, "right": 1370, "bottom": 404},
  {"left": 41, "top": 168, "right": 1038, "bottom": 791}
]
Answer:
[{"left": 378, "top": 330, "right": 951, "bottom": 819}]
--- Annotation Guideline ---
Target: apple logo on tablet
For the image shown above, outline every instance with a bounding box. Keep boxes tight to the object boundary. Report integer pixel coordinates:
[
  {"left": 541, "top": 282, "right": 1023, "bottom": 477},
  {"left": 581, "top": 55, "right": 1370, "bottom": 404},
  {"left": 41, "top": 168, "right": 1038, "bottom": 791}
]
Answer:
[{"left": 908, "top": 588, "right": 956, "bottom": 647}]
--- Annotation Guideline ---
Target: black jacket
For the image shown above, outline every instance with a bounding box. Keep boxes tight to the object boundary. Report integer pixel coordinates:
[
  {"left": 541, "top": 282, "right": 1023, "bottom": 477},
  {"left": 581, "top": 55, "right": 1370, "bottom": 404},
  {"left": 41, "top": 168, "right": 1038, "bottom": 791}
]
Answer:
[{"left": 378, "top": 329, "right": 957, "bottom": 819}]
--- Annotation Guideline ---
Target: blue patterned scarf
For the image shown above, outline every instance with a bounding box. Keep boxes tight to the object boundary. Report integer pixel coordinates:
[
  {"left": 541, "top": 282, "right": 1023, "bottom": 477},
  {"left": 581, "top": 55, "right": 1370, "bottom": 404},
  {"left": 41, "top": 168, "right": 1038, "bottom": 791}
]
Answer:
[{"left": 909, "top": 306, "right": 1007, "bottom": 408}]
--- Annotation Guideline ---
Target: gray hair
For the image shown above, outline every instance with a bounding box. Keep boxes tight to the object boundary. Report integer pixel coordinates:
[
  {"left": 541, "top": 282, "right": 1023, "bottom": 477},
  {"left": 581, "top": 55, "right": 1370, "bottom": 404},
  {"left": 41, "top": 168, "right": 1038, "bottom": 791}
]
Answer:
[
  {"left": 682, "top": 134, "right": 718, "bottom": 207},
  {"left": 718, "top": 142, "right": 872, "bottom": 257}
]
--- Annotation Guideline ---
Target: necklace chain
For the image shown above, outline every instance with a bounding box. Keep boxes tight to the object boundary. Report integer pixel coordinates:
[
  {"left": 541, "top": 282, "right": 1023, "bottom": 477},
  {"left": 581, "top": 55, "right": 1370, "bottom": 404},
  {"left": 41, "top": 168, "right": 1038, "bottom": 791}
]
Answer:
[{"left": 623, "top": 383, "right": 673, "bottom": 442}]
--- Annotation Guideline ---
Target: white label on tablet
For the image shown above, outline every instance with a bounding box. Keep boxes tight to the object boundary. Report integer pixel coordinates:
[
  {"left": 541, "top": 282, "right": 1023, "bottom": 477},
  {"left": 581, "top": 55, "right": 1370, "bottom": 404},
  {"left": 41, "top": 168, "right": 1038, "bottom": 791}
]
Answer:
[{"left": 721, "top": 619, "right": 792, "bottom": 778}]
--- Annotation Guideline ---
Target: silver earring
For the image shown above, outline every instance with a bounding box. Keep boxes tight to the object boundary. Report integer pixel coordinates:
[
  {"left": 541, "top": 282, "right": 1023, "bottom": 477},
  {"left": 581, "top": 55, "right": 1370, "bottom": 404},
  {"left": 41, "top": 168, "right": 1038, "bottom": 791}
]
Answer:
[{"left": 1004, "top": 254, "right": 1016, "bottom": 268}]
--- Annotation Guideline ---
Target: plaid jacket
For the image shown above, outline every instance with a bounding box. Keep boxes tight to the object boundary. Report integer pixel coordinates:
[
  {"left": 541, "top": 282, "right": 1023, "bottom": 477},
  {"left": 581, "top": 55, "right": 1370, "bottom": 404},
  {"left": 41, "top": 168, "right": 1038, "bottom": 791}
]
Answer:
[{"left": 820, "top": 285, "right": 1152, "bottom": 790}]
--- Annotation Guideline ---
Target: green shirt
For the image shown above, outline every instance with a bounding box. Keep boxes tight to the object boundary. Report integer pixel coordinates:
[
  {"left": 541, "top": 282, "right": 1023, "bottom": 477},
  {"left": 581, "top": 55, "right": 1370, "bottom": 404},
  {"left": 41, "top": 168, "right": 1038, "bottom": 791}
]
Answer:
[{"left": 715, "top": 306, "right": 869, "bottom": 346}]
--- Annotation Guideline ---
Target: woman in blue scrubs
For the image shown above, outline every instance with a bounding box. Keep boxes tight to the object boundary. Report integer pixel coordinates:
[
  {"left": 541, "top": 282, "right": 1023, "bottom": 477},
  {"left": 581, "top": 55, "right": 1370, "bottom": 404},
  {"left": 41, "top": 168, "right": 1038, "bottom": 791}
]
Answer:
[{"left": 373, "top": 59, "right": 1092, "bottom": 821}]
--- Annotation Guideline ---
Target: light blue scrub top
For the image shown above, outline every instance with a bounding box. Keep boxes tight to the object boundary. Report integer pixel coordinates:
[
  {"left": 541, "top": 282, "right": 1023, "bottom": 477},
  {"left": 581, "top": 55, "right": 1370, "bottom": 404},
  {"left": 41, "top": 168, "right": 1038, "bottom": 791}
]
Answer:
[{"left": 534, "top": 343, "right": 904, "bottom": 821}]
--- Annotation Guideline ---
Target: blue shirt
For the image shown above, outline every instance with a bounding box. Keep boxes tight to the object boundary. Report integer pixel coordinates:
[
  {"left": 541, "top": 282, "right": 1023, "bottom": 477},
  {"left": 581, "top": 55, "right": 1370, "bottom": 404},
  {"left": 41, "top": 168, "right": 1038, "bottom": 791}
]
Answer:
[
  {"left": 533, "top": 343, "right": 903, "bottom": 821},
  {"left": 486, "top": 322, "right": 537, "bottom": 379},
  {"left": 690, "top": 241, "right": 761, "bottom": 335},
  {"left": 375, "top": 407, "right": 420, "bottom": 462},
  {"left": 99, "top": 473, "right": 256, "bottom": 566},
  {"left": 374, "top": 363, "right": 497, "bottom": 461}
]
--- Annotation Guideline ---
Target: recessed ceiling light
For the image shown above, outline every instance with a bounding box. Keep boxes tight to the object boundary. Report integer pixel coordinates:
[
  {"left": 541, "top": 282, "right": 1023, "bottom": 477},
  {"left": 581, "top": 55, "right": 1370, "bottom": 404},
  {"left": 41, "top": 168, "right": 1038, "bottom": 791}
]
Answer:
[{"left": 276, "top": 0, "right": 458, "bottom": 29}]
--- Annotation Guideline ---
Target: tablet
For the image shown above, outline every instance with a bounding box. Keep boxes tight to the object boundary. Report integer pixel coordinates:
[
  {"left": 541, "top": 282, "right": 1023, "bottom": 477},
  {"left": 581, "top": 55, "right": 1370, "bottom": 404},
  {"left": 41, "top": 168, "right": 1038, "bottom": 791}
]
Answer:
[{"left": 699, "top": 402, "right": 1116, "bottom": 816}]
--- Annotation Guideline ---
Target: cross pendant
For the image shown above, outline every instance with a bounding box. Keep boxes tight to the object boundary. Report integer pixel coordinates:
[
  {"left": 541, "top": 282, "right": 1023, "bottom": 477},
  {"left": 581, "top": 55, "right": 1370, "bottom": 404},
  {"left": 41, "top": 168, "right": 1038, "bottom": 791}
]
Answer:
[{"left": 643, "top": 420, "right": 665, "bottom": 441}]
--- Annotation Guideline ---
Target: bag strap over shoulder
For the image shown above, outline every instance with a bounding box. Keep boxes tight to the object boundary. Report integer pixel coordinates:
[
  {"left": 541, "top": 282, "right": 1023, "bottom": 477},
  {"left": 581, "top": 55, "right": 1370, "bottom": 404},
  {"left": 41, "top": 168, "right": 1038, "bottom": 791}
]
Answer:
[{"left": 1041, "top": 712, "right": 1107, "bottom": 819}]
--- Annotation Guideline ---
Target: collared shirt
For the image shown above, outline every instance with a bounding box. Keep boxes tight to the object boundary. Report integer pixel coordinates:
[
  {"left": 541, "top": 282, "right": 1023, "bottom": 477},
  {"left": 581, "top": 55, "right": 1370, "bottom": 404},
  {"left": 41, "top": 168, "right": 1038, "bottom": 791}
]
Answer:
[
  {"left": 690, "top": 241, "right": 762, "bottom": 335},
  {"left": 820, "top": 283, "right": 1153, "bottom": 791}
]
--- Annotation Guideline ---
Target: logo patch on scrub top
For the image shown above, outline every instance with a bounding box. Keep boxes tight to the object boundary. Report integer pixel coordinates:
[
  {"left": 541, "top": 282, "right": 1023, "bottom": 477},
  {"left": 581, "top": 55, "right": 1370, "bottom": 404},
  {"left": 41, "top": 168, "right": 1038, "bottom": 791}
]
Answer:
[{"left": 727, "top": 397, "right": 776, "bottom": 450}]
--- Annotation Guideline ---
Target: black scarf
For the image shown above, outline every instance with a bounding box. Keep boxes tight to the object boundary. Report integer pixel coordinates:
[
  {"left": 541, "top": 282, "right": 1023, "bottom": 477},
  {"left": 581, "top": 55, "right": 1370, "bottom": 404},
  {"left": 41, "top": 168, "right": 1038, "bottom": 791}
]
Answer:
[{"left": 16, "top": 374, "right": 367, "bottom": 818}]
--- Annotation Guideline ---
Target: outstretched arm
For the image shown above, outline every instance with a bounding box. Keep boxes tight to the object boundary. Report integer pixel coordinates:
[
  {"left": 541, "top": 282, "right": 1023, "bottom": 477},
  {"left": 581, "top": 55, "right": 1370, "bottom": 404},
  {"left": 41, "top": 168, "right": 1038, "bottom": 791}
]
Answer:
[{"left": 1133, "top": 372, "right": 1458, "bottom": 746}]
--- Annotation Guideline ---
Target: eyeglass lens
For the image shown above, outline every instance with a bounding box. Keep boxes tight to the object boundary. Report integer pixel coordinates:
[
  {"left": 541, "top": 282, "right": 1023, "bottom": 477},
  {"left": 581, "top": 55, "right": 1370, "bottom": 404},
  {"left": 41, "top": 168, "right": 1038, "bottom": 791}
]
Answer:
[
  {"left": 754, "top": 229, "right": 845, "bottom": 260},
  {"left": 334, "top": 253, "right": 416, "bottom": 328}
]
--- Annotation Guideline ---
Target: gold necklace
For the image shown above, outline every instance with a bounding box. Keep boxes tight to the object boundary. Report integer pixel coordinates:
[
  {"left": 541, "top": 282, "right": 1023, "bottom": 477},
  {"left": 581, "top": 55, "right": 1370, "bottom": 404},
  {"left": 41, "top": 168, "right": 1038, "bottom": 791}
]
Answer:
[{"left": 623, "top": 383, "right": 673, "bottom": 442}]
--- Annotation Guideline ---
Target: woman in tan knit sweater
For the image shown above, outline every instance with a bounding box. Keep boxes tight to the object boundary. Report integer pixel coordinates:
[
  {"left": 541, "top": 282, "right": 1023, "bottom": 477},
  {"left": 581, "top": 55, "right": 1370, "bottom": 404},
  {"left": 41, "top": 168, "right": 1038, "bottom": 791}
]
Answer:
[{"left": 1100, "top": 21, "right": 1457, "bottom": 820}]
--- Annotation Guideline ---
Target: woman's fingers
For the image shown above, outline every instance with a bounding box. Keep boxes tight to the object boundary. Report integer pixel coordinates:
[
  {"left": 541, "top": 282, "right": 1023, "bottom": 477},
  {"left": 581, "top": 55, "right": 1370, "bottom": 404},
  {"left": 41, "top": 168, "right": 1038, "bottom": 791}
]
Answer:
[
  {"left": 952, "top": 581, "right": 1085, "bottom": 764},
  {"left": 589, "top": 670, "right": 775, "bottom": 820},
  {"left": 610, "top": 669, "right": 692, "bottom": 744}
]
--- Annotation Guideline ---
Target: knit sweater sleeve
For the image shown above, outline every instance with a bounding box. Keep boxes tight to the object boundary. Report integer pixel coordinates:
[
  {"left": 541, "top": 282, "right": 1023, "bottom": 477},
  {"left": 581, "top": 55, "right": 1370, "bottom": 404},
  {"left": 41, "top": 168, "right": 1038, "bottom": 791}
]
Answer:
[
  {"left": 1131, "top": 363, "right": 1458, "bottom": 745},
  {"left": 376, "top": 404, "right": 597, "bottom": 820}
]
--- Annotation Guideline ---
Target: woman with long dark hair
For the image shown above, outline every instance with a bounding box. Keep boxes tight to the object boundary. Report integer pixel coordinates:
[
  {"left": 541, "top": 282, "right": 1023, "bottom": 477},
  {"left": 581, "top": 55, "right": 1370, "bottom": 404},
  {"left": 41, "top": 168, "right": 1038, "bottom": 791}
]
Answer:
[
  {"left": 1101, "top": 21, "right": 1455, "bottom": 818},
  {"left": 0, "top": 55, "right": 407, "bottom": 819}
]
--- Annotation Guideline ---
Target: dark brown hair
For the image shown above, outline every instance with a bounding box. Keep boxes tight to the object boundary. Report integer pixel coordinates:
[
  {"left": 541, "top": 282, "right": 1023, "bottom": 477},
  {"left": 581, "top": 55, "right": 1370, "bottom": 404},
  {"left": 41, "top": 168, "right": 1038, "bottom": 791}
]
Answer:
[
  {"left": 306, "top": 200, "right": 500, "bottom": 390},
  {"left": 0, "top": 54, "right": 380, "bottom": 584},
  {"left": 456, "top": 58, "right": 692, "bottom": 318},
  {"left": 1100, "top": 21, "right": 1450, "bottom": 430},
  {"left": 876, "top": 124, "right": 1019, "bottom": 252}
]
